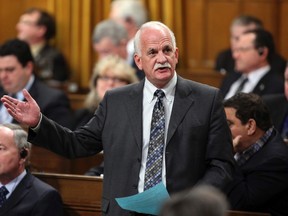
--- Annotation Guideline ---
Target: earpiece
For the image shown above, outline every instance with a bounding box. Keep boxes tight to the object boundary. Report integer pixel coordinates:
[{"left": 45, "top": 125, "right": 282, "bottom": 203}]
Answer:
[
  {"left": 258, "top": 48, "right": 264, "bottom": 56},
  {"left": 20, "top": 148, "right": 28, "bottom": 159}
]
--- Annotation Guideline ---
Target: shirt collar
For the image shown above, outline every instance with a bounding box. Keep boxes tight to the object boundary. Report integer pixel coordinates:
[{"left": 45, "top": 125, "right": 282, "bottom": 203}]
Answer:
[
  {"left": 0, "top": 170, "right": 27, "bottom": 193},
  {"left": 246, "top": 65, "right": 270, "bottom": 85},
  {"left": 144, "top": 72, "right": 177, "bottom": 103}
]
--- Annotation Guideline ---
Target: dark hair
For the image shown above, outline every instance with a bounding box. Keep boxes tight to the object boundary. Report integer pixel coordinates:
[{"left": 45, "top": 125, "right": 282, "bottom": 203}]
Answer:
[
  {"left": 243, "top": 29, "right": 275, "bottom": 64},
  {"left": 223, "top": 93, "right": 272, "bottom": 131},
  {"left": 0, "top": 38, "right": 34, "bottom": 67},
  {"left": 24, "top": 8, "right": 56, "bottom": 40}
]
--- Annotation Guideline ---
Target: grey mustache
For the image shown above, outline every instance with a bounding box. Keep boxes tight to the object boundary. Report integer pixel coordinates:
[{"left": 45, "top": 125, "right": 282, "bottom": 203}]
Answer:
[{"left": 154, "top": 63, "right": 171, "bottom": 70}]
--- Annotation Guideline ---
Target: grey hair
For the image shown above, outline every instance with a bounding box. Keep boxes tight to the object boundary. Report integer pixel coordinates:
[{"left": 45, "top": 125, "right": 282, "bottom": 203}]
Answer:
[
  {"left": 134, "top": 21, "right": 176, "bottom": 57},
  {"left": 111, "top": 0, "right": 148, "bottom": 28},
  {"left": 92, "top": 19, "right": 128, "bottom": 45},
  {"left": 0, "top": 124, "right": 31, "bottom": 150},
  {"left": 231, "top": 15, "right": 263, "bottom": 29}
]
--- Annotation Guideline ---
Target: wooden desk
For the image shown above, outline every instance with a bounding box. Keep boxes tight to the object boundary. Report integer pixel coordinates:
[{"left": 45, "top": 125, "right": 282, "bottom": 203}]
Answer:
[
  {"left": 227, "top": 210, "right": 271, "bottom": 216},
  {"left": 33, "top": 172, "right": 103, "bottom": 216},
  {"left": 33, "top": 172, "right": 271, "bottom": 216},
  {"left": 30, "top": 146, "right": 103, "bottom": 175}
]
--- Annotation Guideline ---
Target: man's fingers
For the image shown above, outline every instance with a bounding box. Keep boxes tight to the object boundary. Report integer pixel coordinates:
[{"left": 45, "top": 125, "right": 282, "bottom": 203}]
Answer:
[{"left": 23, "top": 89, "right": 34, "bottom": 103}]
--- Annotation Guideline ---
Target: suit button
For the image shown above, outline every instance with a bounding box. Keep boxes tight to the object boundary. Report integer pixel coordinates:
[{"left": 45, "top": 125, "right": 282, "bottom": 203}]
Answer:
[
  {"left": 132, "top": 184, "right": 137, "bottom": 189},
  {"left": 137, "top": 158, "right": 141, "bottom": 163}
]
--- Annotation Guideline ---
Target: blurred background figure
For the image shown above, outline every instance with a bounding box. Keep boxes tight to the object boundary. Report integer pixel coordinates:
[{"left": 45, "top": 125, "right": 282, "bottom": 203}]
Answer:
[
  {"left": 223, "top": 92, "right": 288, "bottom": 215},
  {"left": 215, "top": 15, "right": 286, "bottom": 76},
  {"left": 109, "top": 0, "right": 148, "bottom": 80},
  {"left": 92, "top": 19, "right": 128, "bottom": 61},
  {"left": 263, "top": 62, "right": 288, "bottom": 142},
  {"left": 0, "top": 39, "right": 74, "bottom": 129},
  {"left": 220, "top": 29, "right": 284, "bottom": 100},
  {"left": 74, "top": 55, "right": 139, "bottom": 129},
  {"left": 159, "top": 185, "right": 229, "bottom": 216},
  {"left": 16, "top": 8, "right": 70, "bottom": 87},
  {"left": 0, "top": 123, "right": 63, "bottom": 215},
  {"left": 74, "top": 55, "right": 139, "bottom": 176}
]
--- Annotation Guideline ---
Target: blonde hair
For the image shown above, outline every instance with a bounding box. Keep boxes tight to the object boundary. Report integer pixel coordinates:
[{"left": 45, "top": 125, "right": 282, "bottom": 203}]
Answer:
[{"left": 84, "top": 55, "right": 139, "bottom": 110}]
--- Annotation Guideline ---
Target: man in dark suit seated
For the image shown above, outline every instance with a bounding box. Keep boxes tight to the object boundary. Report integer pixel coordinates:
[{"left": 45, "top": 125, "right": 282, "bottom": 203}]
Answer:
[
  {"left": 215, "top": 15, "right": 286, "bottom": 76},
  {"left": 220, "top": 29, "right": 284, "bottom": 100},
  {"left": 0, "top": 39, "right": 74, "bottom": 128},
  {"left": 0, "top": 123, "right": 63, "bottom": 216},
  {"left": 263, "top": 63, "right": 288, "bottom": 142},
  {"left": 223, "top": 92, "right": 288, "bottom": 216},
  {"left": 1, "top": 21, "right": 235, "bottom": 216},
  {"left": 16, "top": 8, "right": 70, "bottom": 87}
]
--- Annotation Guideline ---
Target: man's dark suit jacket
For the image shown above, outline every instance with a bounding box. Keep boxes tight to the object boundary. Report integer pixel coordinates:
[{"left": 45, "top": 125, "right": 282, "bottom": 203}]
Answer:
[
  {"left": 0, "top": 78, "right": 74, "bottom": 129},
  {"left": 263, "top": 94, "right": 288, "bottom": 132},
  {"left": 220, "top": 70, "right": 284, "bottom": 98},
  {"left": 28, "top": 75, "right": 235, "bottom": 216},
  {"left": 0, "top": 171, "right": 63, "bottom": 216},
  {"left": 35, "top": 44, "right": 70, "bottom": 82},
  {"left": 225, "top": 129, "right": 288, "bottom": 216},
  {"left": 215, "top": 48, "right": 287, "bottom": 75}
]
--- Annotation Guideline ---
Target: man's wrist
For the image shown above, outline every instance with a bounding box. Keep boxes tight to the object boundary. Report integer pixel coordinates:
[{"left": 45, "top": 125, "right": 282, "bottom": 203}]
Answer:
[{"left": 30, "top": 113, "right": 43, "bottom": 132}]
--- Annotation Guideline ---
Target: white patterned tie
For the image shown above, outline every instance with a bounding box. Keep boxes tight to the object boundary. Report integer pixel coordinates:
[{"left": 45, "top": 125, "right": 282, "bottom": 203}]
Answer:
[
  {"left": 144, "top": 89, "right": 165, "bottom": 190},
  {"left": 0, "top": 186, "right": 8, "bottom": 207}
]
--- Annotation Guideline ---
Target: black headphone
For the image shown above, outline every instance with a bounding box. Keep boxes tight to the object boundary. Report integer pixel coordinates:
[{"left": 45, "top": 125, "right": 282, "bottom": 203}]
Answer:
[
  {"left": 258, "top": 48, "right": 264, "bottom": 56},
  {"left": 20, "top": 148, "right": 28, "bottom": 159}
]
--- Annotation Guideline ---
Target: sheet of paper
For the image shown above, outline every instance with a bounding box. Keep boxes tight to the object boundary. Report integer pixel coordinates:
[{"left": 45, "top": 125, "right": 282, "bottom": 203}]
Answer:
[{"left": 115, "top": 182, "right": 170, "bottom": 215}]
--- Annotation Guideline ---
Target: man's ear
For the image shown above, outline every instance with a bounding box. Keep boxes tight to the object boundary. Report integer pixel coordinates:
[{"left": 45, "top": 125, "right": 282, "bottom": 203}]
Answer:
[
  {"left": 246, "top": 119, "right": 257, "bottom": 135},
  {"left": 134, "top": 54, "right": 142, "bottom": 70}
]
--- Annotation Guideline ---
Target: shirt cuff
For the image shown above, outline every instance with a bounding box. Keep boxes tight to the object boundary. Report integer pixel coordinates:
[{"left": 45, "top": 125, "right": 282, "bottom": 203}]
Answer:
[{"left": 30, "top": 113, "right": 43, "bottom": 132}]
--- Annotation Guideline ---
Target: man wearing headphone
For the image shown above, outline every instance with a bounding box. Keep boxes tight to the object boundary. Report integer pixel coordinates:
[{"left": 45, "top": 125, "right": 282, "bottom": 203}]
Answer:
[
  {"left": 220, "top": 29, "right": 284, "bottom": 100},
  {"left": 0, "top": 124, "right": 63, "bottom": 215}
]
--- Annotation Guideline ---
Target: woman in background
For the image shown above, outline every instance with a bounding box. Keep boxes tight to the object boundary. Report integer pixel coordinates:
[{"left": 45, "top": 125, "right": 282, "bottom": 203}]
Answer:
[{"left": 74, "top": 55, "right": 139, "bottom": 129}]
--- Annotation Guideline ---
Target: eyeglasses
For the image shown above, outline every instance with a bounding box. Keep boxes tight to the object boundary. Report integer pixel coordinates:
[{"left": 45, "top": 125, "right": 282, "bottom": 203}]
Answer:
[
  {"left": 233, "top": 46, "right": 255, "bottom": 53},
  {"left": 98, "top": 76, "right": 128, "bottom": 84}
]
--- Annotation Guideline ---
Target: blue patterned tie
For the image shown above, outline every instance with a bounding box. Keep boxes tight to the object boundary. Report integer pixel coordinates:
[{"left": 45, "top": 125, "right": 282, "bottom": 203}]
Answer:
[
  {"left": 144, "top": 89, "right": 165, "bottom": 191},
  {"left": 0, "top": 186, "right": 8, "bottom": 207}
]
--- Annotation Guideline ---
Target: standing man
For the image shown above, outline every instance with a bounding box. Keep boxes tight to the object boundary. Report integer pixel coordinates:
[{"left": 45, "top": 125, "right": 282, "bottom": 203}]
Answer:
[
  {"left": 0, "top": 123, "right": 63, "bottom": 215},
  {"left": 2, "top": 21, "right": 235, "bottom": 216},
  {"left": 220, "top": 29, "right": 284, "bottom": 100},
  {"left": 16, "top": 8, "right": 70, "bottom": 87},
  {"left": 223, "top": 93, "right": 288, "bottom": 215}
]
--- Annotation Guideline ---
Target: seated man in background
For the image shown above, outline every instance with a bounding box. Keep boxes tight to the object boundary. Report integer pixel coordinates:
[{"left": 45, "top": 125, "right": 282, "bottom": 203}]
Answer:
[
  {"left": 215, "top": 15, "right": 286, "bottom": 76},
  {"left": 159, "top": 185, "right": 229, "bottom": 216},
  {"left": 223, "top": 92, "right": 288, "bottom": 215},
  {"left": 0, "top": 123, "right": 63, "bottom": 215},
  {"left": 92, "top": 19, "right": 144, "bottom": 80},
  {"left": 16, "top": 8, "right": 70, "bottom": 87},
  {"left": 220, "top": 29, "right": 284, "bottom": 100},
  {"left": 263, "top": 63, "right": 288, "bottom": 141},
  {"left": 0, "top": 39, "right": 74, "bottom": 129}
]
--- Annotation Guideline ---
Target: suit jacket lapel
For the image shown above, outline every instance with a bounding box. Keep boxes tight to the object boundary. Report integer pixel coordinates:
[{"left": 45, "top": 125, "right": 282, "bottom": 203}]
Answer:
[
  {"left": 0, "top": 172, "right": 33, "bottom": 215},
  {"left": 125, "top": 80, "right": 145, "bottom": 150},
  {"left": 167, "top": 76, "right": 194, "bottom": 144}
]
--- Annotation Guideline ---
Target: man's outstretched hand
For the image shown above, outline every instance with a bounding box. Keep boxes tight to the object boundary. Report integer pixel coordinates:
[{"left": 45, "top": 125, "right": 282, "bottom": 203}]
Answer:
[{"left": 1, "top": 89, "right": 41, "bottom": 127}]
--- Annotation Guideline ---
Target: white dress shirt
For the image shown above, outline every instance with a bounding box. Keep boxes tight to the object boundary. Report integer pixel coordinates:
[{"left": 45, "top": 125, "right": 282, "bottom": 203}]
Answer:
[
  {"left": 138, "top": 73, "right": 177, "bottom": 192},
  {"left": 225, "top": 65, "right": 270, "bottom": 100}
]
